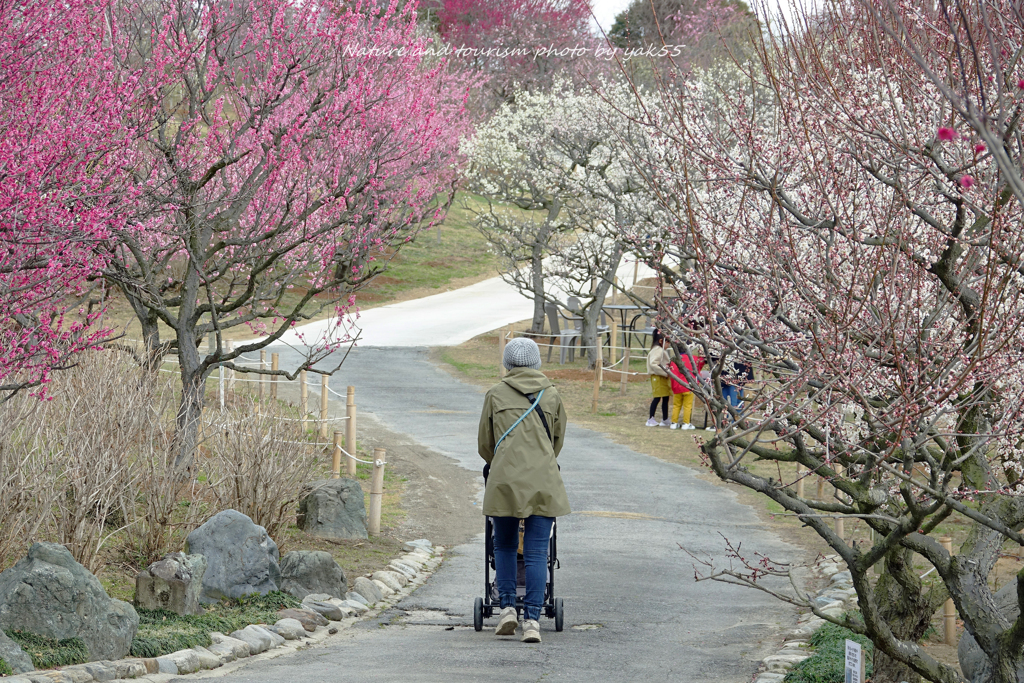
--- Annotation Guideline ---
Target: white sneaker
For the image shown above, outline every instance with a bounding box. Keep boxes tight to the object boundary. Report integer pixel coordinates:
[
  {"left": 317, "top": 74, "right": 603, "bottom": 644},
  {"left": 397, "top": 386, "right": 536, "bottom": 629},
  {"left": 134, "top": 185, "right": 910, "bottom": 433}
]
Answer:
[
  {"left": 682, "top": 423, "right": 696, "bottom": 430},
  {"left": 521, "top": 619, "right": 541, "bottom": 643},
  {"left": 494, "top": 606, "right": 518, "bottom": 636},
  {"left": 645, "top": 418, "right": 659, "bottom": 427},
  {"left": 670, "top": 422, "right": 679, "bottom": 430},
  {"left": 659, "top": 420, "right": 672, "bottom": 427}
]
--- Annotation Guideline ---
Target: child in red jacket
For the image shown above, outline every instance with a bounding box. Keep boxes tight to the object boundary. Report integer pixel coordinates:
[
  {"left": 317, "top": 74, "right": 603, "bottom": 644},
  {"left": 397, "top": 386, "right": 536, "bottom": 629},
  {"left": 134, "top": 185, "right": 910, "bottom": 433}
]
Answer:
[{"left": 669, "top": 349, "right": 704, "bottom": 430}]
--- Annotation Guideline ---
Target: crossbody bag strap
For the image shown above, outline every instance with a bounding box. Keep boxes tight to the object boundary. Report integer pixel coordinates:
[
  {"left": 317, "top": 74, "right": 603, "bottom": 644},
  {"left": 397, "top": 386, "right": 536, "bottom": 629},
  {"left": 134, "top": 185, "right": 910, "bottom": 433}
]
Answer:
[
  {"left": 523, "top": 392, "right": 552, "bottom": 443},
  {"left": 493, "top": 388, "right": 545, "bottom": 455}
]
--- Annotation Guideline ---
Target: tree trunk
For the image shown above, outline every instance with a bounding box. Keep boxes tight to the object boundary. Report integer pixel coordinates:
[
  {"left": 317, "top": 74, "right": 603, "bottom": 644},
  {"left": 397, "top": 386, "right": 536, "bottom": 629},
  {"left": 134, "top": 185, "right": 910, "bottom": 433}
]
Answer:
[
  {"left": 530, "top": 240, "right": 546, "bottom": 335},
  {"left": 173, "top": 335, "right": 207, "bottom": 473},
  {"left": 117, "top": 284, "right": 163, "bottom": 373},
  {"left": 582, "top": 243, "right": 624, "bottom": 369},
  {"left": 872, "top": 547, "right": 948, "bottom": 683}
]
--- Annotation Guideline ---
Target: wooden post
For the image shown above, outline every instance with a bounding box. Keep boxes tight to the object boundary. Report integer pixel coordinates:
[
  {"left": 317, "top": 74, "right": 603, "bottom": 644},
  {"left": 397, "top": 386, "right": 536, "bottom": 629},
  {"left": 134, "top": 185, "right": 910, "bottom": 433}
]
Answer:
[
  {"left": 620, "top": 341, "right": 630, "bottom": 394},
  {"left": 835, "top": 464, "right": 845, "bottom": 540},
  {"left": 796, "top": 463, "right": 805, "bottom": 498},
  {"left": 271, "top": 353, "right": 279, "bottom": 400},
  {"left": 259, "top": 350, "right": 267, "bottom": 400},
  {"left": 498, "top": 326, "right": 508, "bottom": 378},
  {"left": 941, "top": 535, "right": 956, "bottom": 645},
  {"left": 632, "top": 259, "right": 639, "bottom": 286},
  {"left": 368, "top": 447, "right": 386, "bottom": 535},
  {"left": 816, "top": 477, "right": 824, "bottom": 500},
  {"left": 331, "top": 431, "right": 342, "bottom": 479},
  {"left": 345, "top": 386, "right": 357, "bottom": 476},
  {"left": 592, "top": 335, "right": 603, "bottom": 413},
  {"left": 319, "top": 374, "right": 330, "bottom": 439},
  {"left": 218, "top": 360, "right": 225, "bottom": 411},
  {"left": 300, "top": 370, "right": 309, "bottom": 431}
]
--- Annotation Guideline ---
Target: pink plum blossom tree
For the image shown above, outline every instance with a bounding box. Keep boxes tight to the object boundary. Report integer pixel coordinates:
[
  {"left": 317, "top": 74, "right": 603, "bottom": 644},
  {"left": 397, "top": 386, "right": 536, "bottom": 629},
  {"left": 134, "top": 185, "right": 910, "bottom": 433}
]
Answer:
[{"left": 103, "top": 0, "right": 468, "bottom": 470}]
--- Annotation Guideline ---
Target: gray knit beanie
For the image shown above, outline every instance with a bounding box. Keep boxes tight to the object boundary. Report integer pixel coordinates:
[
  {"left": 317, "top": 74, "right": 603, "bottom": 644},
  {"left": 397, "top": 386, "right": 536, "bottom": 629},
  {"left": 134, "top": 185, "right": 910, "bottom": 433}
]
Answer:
[{"left": 503, "top": 337, "right": 542, "bottom": 370}]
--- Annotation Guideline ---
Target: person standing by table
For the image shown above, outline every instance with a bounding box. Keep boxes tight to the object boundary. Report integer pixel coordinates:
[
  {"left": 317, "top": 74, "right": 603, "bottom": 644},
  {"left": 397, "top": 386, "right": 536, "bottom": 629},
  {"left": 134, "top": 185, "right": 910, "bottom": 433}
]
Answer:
[{"left": 646, "top": 329, "right": 673, "bottom": 427}]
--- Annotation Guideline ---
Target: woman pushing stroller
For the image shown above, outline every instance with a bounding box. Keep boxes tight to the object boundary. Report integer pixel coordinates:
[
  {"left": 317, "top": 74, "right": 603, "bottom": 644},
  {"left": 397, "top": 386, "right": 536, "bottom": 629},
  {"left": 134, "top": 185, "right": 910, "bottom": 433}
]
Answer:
[{"left": 477, "top": 337, "right": 569, "bottom": 643}]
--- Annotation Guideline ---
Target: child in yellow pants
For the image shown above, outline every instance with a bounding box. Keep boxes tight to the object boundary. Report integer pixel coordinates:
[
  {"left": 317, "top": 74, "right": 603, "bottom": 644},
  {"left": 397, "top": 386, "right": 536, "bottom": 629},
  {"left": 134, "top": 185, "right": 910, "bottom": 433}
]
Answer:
[{"left": 669, "top": 353, "right": 703, "bottom": 430}]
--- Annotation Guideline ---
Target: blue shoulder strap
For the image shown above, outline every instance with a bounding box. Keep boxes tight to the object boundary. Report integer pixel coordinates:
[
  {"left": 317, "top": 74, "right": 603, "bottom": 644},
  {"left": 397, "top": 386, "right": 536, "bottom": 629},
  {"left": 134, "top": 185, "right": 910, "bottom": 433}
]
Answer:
[{"left": 493, "top": 388, "right": 545, "bottom": 455}]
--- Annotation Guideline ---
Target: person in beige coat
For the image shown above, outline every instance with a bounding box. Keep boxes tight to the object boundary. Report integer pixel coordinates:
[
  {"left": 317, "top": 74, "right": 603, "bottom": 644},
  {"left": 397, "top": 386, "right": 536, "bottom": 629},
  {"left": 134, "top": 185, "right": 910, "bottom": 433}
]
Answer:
[
  {"left": 478, "top": 337, "right": 568, "bottom": 644},
  {"left": 646, "top": 329, "right": 673, "bottom": 427}
]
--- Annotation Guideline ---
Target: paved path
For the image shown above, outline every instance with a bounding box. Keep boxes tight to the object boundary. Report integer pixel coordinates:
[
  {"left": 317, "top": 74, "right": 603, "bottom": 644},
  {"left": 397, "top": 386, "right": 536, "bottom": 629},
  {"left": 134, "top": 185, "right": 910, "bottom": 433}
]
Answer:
[
  {"left": 218, "top": 346, "right": 801, "bottom": 682},
  {"left": 270, "top": 260, "right": 659, "bottom": 349}
]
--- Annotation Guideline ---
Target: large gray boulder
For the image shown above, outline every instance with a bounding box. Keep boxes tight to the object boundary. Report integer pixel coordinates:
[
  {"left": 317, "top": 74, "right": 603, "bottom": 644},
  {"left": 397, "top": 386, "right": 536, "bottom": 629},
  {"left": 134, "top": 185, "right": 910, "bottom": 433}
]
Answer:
[
  {"left": 959, "top": 579, "right": 1023, "bottom": 682},
  {"left": 279, "top": 551, "right": 346, "bottom": 600},
  {"left": 0, "top": 630, "right": 33, "bottom": 674},
  {"left": 135, "top": 552, "right": 207, "bottom": 615},
  {"left": 185, "top": 510, "right": 280, "bottom": 604},
  {"left": 0, "top": 542, "right": 139, "bottom": 661},
  {"left": 297, "top": 479, "right": 367, "bottom": 540}
]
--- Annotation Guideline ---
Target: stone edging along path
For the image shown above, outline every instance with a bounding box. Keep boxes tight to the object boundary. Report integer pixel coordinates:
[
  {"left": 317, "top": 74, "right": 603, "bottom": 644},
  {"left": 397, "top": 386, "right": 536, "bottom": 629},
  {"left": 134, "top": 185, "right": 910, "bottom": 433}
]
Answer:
[{"left": 3, "top": 541, "right": 443, "bottom": 683}]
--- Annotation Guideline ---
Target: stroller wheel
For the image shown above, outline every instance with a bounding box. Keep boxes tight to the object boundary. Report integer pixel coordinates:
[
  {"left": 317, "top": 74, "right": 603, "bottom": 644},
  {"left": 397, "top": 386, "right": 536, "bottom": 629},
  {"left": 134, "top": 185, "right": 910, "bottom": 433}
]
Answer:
[
  {"left": 554, "top": 597, "right": 564, "bottom": 632},
  {"left": 473, "top": 597, "right": 484, "bottom": 632}
]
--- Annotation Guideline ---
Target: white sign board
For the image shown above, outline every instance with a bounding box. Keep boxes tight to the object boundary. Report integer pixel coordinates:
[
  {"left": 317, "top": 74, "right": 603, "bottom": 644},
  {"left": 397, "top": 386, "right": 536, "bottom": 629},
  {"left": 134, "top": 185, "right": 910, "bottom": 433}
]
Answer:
[{"left": 844, "top": 639, "right": 864, "bottom": 683}]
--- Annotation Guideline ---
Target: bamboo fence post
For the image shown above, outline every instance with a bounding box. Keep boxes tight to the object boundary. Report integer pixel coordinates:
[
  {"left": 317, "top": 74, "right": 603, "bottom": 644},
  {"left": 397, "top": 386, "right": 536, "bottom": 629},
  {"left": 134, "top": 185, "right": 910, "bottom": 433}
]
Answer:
[
  {"left": 218, "top": 360, "right": 225, "bottom": 411},
  {"left": 271, "top": 353, "right": 279, "bottom": 399},
  {"left": 331, "top": 431, "right": 343, "bottom": 479},
  {"left": 796, "top": 463, "right": 805, "bottom": 498},
  {"left": 319, "top": 374, "right": 330, "bottom": 439},
  {"left": 620, "top": 340, "right": 630, "bottom": 394},
  {"left": 835, "top": 464, "right": 845, "bottom": 540},
  {"left": 259, "top": 350, "right": 267, "bottom": 400},
  {"left": 368, "top": 448, "right": 386, "bottom": 535},
  {"left": 300, "top": 370, "right": 309, "bottom": 431},
  {"left": 592, "top": 335, "right": 603, "bottom": 413},
  {"left": 941, "top": 535, "right": 956, "bottom": 644},
  {"left": 498, "top": 326, "right": 508, "bottom": 378},
  {"left": 346, "top": 386, "right": 357, "bottom": 476}
]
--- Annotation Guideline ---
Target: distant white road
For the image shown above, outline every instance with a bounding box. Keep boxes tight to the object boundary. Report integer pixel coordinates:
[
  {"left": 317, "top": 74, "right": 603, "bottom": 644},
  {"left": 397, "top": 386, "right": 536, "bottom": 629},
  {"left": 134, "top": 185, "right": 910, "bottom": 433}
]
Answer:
[{"left": 268, "top": 260, "right": 657, "bottom": 349}]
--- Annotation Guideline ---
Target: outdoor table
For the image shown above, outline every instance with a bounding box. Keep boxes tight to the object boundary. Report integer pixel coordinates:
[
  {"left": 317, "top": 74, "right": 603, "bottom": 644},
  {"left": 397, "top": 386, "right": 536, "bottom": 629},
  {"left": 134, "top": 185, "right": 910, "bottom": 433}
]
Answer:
[{"left": 602, "top": 303, "right": 656, "bottom": 351}]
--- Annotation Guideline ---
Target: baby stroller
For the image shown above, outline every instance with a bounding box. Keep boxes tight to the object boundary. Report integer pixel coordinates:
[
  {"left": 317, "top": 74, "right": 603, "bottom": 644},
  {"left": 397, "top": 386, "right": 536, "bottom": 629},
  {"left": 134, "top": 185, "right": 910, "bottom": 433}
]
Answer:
[{"left": 473, "top": 465, "right": 564, "bottom": 632}]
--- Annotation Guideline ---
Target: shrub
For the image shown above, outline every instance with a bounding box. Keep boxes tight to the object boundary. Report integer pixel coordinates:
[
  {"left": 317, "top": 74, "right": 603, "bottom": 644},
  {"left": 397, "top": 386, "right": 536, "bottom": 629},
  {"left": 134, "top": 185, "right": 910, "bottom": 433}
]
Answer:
[
  {"left": 783, "top": 621, "right": 873, "bottom": 683},
  {"left": 4, "top": 630, "right": 88, "bottom": 669}
]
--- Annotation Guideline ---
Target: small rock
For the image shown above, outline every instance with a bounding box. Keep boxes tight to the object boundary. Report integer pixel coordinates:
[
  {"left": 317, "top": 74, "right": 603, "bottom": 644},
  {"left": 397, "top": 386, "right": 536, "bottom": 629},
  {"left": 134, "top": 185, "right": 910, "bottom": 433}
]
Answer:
[
  {"left": 303, "top": 593, "right": 334, "bottom": 603},
  {"left": 134, "top": 552, "right": 207, "bottom": 616},
  {"left": 388, "top": 561, "right": 417, "bottom": 579},
  {"left": 277, "top": 607, "right": 328, "bottom": 631},
  {"left": 140, "top": 658, "right": 158, "bottom": 674},
  {"left": 328, "top": 627, "right": 338, "bottom": 635},
  {"left": 820, "top": 607, "right": 845, "bottom": 619},
  {"left": 302, "top": 599, "right": 344, "bottom": 621},
  {"left": 339, "top": 599, "right": 368, "bottom": 614},
  {"left": 255, "top": 624, "right": 285, "bottom": 648},
  {"left": 112, "top": 659, "right": 147, "bottom": 679},
  {"left": 279, "top": 551, "right": 347, "bottom": 601},
  {"left": 56, "top": 666, "right": 94, "bottom": 683},
  {"left": 191, "top": 646, "right": 222, "bottom": 670},
  {"left": 371, "top": 579, "right": 395, "bottom": 597},
  {"left": 154, "top": 656, "right": 178, "bottom": 675},
  {"left": 818, "top": 563, "right": 840, "bottom": 577},
  {"left": 164, "top": 648, "right": 201, "bottom": 674},
  {"left": 1, "top": 677, "right": 32, "bottom": 683},
  {"left": 0, "top": 629, "right": 34, "bottom": 673},
  {"left": 297, "top": 479, "right": 367, "bottom": 540},
  {"left": 79, "top": 662, "right": 117, "bottom": 682},
  {"left": 372, "top": 571, "right": 405, "bottom": 590},
  {"left": 209, "top": 633, "right": 251, "bottom": 659},
  {"left": 402, "top": 539, "right": 432, "bottom": 553},
  {"left": 763, "top": 653, "right": 811, "bottom": 672},
  {"left": 754, "top": 674, "right": 787, "bottom": 683},
  {"left": 230, "top": 625, "right": 273, "bottom": 654},
  {"left": 205, "top": 642, "right": 238, "bottom": 663},
  {"left": 434, "top": 546, "right": 445, "bottom": 554},
  {"left": 781, "top": 641, "right": 809, "bottom": 649},
  {"left": 272, "top": 618, "right": 306, "bottom": 640},
  {"left": 815, "top": 599, "right": 844, "bottom": 611},
  {"left": 346, "top": 591, "right": 369, "bottom": 606},
  {"left": 399, "top": 554, "right": 426, "bottom": 567},
  {"left": 353, "top": 577, "right": 383, "bottom": 604}
]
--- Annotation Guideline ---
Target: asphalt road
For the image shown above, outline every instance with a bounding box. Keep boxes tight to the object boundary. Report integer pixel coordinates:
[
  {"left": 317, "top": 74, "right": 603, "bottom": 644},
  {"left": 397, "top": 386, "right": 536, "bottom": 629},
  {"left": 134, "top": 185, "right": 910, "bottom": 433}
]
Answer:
[{"left": 212, "top": 346, "right": 801, "bottom": 682}]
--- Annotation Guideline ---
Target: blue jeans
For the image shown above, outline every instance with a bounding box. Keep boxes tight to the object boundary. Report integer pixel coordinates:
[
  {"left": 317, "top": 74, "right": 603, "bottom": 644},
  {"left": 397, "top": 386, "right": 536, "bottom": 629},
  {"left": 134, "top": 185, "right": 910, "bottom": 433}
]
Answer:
[
  {"left": 493, "top": 515, "right": 554, "bottom": 621},
  {"left": 722, "top": 384, "right": 741, "bottom": 409}
]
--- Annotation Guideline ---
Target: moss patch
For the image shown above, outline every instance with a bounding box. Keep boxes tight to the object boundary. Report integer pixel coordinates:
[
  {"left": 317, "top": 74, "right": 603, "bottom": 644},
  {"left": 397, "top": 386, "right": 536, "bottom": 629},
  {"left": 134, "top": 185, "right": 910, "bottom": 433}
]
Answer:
[
  {"left": 0, "top": 656, "right": 13, "bottom": 676},
  {"left": 4, "top": 630, "right": 88, "bottom": 669},
  {"left": 130, "top": 591, "right": 301, "bottom": 658},
  {"left": 784, "top": 622, "right": 873, "bottom": 683}
]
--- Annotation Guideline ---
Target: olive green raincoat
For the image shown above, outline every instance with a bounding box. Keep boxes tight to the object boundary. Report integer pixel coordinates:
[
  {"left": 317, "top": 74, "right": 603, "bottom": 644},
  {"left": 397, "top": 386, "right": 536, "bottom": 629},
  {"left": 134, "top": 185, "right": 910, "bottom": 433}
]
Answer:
[{"left": 477, "top": 367, "right": 570, "bottom": 518}]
